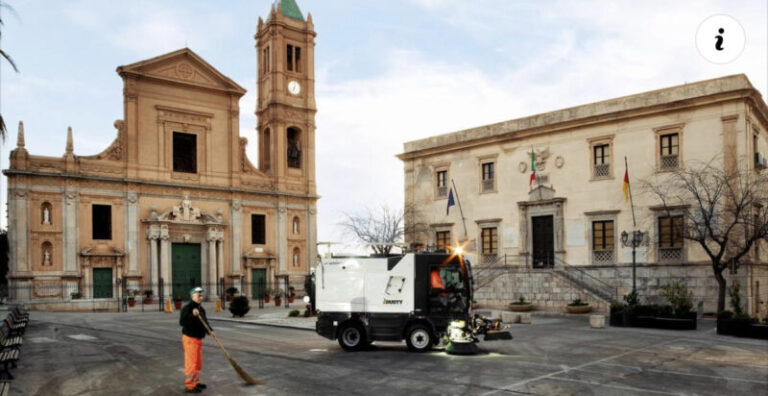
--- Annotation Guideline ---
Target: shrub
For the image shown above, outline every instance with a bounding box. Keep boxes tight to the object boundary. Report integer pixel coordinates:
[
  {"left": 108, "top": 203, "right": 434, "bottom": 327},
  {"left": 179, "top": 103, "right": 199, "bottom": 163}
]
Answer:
[
  {"left": 143, "top": 289, "right": 153, "bottom": 298},
  {"left": 226, "top": 287, "right": 238, "bottom": 296},
  {"left": 228, "top": 296, "right": 250, "bottom": 317},
  {"left": 568, "top": 298, "right": 589, "bottom": 307},
  {"left": 623, "top": 291, "right": 639, "bottom": 306},
  {"left": 510, "top": 296, "right": 528, "bottom": 305},
  {"left": 728, "top": 283, "right": 743, "bottom": 315},
  {"left": 610, "top": 301, "right": 625, "bottom": 313},
  {"left": 70, "top": 291, "right": 82, "bottom": 299},
  {"left": 303, "top": 310, "right": 311, "bottom": 317},
  {"left": 660, "top": 281, "right": 693, "bottom": 316},
  {"left": 288, "top": 309, "right": 300, "bottom": 317}
]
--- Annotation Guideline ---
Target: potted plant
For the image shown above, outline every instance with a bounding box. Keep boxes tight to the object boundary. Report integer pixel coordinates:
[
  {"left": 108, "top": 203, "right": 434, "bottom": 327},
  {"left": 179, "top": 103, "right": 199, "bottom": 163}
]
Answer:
[
  {"left": 228, "top": 296, "right": 250, "bottom": 318},
  {"left": 263, "top": 289, "right": 271, "bottom": 303},
  {"left": 225, "top": 287, "right": 238, "bottom": 302},
  {"left": 70, "top": 291, "right": 82, "bottom": 300},
  {"left": 142, "top": 289, "right": 153, "bottom": 304},
  {"left": 288, "top": 309, "right": 300, "bottom": 317},
  {"left": 274, "top": 290, "right": 283, "bottom": 306},
  {"left": 509, "top": 296, "right": 533, "bottom": 312},
  {"left": 565, "top": 298, "right": 591, "bottom": 314},
  {"left": 173, "top": 295, "right": 183, "bottom": 310},
  {"left": 288, "top": 286, "right": 296, "bottom": 303},
  {"left": 127, "top": 289, "right": 138, "bottom": 307}
]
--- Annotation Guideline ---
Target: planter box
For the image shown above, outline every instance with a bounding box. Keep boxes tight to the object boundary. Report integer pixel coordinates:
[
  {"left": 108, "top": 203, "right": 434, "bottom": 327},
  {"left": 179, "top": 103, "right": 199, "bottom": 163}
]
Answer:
[
  {"left": 609, "top": 306, "right": 696, "bottom": 330},
  {"left": 565, "top": 305, "right": 591, "bottom": 314},
  {"left": 508, "top": 304, "right": 533, "bottom": 312},
  {"left": 718, "top": 318, "right": 768, "bottom": 339}
]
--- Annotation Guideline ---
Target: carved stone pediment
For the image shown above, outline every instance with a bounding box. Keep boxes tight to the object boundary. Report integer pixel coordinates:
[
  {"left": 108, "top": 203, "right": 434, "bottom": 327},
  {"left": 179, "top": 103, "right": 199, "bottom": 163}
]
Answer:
[
  {"left": 528, "top": 185, "right": 556, "bottom": 201},
  {"left": 116, "top": 48, "right": 246, "bottom": 96},
  {"left": 148, "top": 196, "right": 225, "bottom": 225},
  {"left": 80, "top": 245, "right": 125, "bottom": 257}
]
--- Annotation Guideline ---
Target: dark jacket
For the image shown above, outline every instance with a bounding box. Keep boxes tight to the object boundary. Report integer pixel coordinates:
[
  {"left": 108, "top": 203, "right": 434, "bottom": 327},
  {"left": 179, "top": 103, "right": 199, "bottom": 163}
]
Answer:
[{"left": 179, "top": 300, "right": 212, "bottom": 339}]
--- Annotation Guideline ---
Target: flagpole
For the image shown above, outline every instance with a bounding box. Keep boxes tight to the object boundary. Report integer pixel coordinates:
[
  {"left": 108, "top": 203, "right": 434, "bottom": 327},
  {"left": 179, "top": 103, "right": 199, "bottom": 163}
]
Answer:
[
  {"left": 451, "top": 179, "right": 468, "bottom": 238},
  {"left": 625, "top": 156, "right": 636, "bottom": 227}
]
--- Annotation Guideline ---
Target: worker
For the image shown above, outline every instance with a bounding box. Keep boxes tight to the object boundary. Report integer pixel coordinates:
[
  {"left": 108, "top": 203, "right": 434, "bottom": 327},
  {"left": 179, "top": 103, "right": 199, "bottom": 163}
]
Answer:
[
  {"left": 430, "top": 269, "right": 445, "bottom": 291},
  {"left": 179, "top": 286, "right": 213, "bottom": 393}
]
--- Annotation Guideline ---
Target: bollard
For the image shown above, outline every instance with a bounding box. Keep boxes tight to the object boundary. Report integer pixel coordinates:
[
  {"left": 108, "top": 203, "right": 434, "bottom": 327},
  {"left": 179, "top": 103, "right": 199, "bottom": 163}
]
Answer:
[
  {"left": 164, "top": 298, "right": 174, "bottom": 314},
  {"left": 520, "top": 313, "right": 531, "bottom": 324},
  {"left": 590, "top": 315, "right": 605, "bottom": 328},
  {"left": 216, "top": 300, "right": 222, "bottom": 313},
  {"left": 501, "top": 312, "right": 520, "bottom": 323}
]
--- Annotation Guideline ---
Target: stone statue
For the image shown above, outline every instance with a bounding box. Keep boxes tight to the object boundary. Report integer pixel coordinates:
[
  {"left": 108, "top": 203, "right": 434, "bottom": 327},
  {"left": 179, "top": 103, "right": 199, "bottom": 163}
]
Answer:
[
  {"left": 43, "top": 207, "right": 51, "bottom": 224},
  {"left": 43, "top": 249, "right": 51, "bottom": 266}
]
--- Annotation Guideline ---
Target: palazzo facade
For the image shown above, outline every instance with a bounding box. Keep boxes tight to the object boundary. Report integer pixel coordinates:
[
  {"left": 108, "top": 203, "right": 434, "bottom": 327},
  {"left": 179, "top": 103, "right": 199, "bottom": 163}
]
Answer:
[
  {"left": 4, "top": 0, "right": 318, "bottom": 308},
  {"left": 400, "top": 75, "right": 768, "bottom": 315}
]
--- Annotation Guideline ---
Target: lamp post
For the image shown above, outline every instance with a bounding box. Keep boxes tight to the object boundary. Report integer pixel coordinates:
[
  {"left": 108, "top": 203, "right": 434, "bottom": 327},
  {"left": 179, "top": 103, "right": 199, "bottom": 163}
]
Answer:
[{"left": 621, "top": 230, "right": 646, "bottom": 294}]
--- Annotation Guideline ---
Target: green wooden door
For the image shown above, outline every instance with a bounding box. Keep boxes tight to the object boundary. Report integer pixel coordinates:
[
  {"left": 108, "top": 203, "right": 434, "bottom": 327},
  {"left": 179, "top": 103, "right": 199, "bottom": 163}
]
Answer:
[
  {"left": 93, "top": 268, "right": 113, "bottom": 299},
  {"left": 172, "top": 243, "right": 201, "bottom": 300},
  {"left": 251, "top": 269, "right": 266, "bottom": 299}
]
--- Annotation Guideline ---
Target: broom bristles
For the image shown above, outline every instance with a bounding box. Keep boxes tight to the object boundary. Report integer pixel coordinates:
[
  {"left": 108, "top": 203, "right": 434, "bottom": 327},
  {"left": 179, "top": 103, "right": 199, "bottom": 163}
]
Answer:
[{"left": 228, "top": 357, "right": 264, "bottom": 385}]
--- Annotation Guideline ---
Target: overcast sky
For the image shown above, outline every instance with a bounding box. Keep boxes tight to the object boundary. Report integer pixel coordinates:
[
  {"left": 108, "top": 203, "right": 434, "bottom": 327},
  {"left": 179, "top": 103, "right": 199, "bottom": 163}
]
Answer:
[{"left": 1, "top": 0, "right": 766, "bottom": 253}]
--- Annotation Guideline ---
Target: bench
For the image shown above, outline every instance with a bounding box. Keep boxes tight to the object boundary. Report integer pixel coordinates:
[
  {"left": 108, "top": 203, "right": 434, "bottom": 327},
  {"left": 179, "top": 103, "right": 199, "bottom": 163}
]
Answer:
[
  {"left": 3, "top": 317, "right": 25, "bottom": 337},
  {"left": 0, "top": 326, "right": 21, "bottom": 349},
  {"left": 0, "top": 348, "right": 20, "bottom": 380}
]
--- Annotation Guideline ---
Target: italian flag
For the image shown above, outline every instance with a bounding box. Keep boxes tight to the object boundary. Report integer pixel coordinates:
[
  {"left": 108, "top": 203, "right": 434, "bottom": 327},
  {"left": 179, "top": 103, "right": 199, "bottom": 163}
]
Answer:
[{"left": 529, "top": 150, "right": 536, "bottom": 187}]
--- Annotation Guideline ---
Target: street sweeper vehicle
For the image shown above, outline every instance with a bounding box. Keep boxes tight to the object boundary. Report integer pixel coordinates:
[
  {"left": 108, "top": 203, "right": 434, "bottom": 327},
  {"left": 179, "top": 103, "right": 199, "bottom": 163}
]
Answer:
[{"left": 313, "top": 252, "right": 509, "bottom": 353}]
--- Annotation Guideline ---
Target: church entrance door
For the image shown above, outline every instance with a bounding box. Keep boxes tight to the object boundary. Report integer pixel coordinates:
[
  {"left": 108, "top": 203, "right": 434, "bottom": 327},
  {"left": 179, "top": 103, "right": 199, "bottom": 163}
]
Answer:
[
  {"left": 172, "top": 243, "right": 201, "bottom": 300},
  {"left": 251, "top": 268, "right": 266, "bottom": 299}
]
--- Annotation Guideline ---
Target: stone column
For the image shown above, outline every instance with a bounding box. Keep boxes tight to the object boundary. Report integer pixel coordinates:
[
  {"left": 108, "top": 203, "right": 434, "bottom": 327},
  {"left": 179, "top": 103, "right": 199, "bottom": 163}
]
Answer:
[
  {"left": 81, "top": 257, "right": 91, "bottom": 299},
  {"left": 230, "top": 200, "right": 242, "bottom": 275},
  {"left": 206, "top": 228, "right": 218, "bottom": 298},
  {"left": 159, "top": 225, "right": 171, "bottom": 302},
  {"left": 62, "top": 190, "right": 79, "bottom": 275},
  {"left": 277, "top": 203, "right": 287, "bottom": 274},
  {"left": 147, "top": 225, "right": 160, "bottom": 296},
  {"left": 307, "top": 206, "right": 317, "bottom": 270},
  {"left": 125, "top": 192, "right": 140, "bottom": 276},
  {"left": 217, "top": 232, "right": 224, "bottom": 286},
  {"left": 12, "top": 190, "right": 29, "bottom": 273}
]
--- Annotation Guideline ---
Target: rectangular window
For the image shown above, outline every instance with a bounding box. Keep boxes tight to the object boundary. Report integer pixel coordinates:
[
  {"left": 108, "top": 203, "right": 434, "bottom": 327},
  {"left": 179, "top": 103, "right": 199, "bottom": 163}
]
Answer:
[
  {"left": 92, "top": 204, "right": 112, "bottom": 240},
  {"left": 481, "top": 227, "right": 498, "bottom": 255},
  {"left": 436, "top": 231, "right": 450, "bottom": 250},
  {"left": 436, "top": 170, "right": 448, "bottom": 197},
  {"left": 659, "top": 133, "right": 679, "bottom": 170},
  {"left": 263, "top": 46, "right": 270, "bottom": 73},
  {"left": 172, "top": 132, "right": 197, "bottom": 173},
  {"left": 481, "top": 162, "right": 495, "bottom": 192},
  {"left": 287, "top": 44, "right": 294, "bottom": 72},
  {"left": 251, "top": 214, "right": 266, "bottom": 245},
  {"left": 593, "top": 143, "right": 610, "bottom": 178},
  {"left": 592, "top": 221, "right": 614, "bottom": 251},
  {"left": 658, "top": 216, "right": 684, "bottom": 248}
]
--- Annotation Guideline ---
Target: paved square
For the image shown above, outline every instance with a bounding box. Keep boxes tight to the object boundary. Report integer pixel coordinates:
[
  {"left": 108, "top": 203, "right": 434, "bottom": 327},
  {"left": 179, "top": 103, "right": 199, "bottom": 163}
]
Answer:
[{"left": 12, "top": 312, "right": 768, "bottom": 395}]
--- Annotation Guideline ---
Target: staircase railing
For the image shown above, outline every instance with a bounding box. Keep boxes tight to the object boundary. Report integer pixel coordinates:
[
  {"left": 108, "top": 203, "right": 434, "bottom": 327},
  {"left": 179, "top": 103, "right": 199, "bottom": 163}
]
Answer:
[{"left": 553, "top": 257, "right": 617, "bottom": 302}]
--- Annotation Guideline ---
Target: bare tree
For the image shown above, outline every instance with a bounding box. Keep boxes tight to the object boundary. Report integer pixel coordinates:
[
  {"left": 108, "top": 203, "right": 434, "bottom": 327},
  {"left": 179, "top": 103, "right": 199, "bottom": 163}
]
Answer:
[
  {"left": 339, "top": 204, "right": 427, "bottom": 255},
  {"left": 0, "top": 1, "right": 19, "bottom": 140},
  {"left": 644, "top": 158, "right": 768, "bottom": 312}
]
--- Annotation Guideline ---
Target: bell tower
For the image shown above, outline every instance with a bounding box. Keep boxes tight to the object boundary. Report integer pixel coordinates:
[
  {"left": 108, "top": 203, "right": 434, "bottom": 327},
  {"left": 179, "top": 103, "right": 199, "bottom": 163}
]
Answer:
[{"left": 255, "top": 0, "right": 316, "bottom": 194}]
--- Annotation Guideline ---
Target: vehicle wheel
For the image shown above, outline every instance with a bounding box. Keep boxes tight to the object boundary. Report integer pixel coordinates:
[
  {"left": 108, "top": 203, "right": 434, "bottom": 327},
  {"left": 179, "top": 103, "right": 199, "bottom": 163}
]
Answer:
[
  {"left": 406, "top": 324, "right": 434, "bottom": 352},
  {"left": 338, "top": 322, "right": 366, "bottom": 351}
]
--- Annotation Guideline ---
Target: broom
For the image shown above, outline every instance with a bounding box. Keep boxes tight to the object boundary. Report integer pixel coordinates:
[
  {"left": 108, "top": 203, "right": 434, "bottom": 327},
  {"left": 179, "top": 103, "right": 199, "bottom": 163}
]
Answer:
[{"left": 198, "top": 316, "right": 263, "bottom": 385}]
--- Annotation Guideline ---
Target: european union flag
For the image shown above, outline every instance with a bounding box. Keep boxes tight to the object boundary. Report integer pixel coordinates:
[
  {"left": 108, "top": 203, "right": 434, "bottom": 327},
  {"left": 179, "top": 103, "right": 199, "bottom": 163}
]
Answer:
[{"left": 446, "top": 187, "right": 455, "bottom": 216}]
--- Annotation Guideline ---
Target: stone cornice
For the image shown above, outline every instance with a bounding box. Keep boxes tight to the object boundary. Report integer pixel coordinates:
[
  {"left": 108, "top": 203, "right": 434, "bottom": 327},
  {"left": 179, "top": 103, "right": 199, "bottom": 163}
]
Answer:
[
  {"left": 399, "top": 74, "right": 766, "bottom": 160},
  {"left": 3, "top": 169, "right": 320, "bottom": 200}
]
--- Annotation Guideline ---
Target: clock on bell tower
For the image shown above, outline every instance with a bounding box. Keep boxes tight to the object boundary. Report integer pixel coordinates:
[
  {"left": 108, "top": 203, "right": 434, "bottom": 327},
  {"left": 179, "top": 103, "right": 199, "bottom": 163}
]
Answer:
[{"left": 255, "top": 0, "right": 316, "bottom": 195}]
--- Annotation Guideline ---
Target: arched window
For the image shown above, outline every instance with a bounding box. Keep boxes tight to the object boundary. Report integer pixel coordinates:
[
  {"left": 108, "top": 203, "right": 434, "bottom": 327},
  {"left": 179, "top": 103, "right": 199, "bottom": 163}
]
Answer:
[
  {"left": 287, "top": 127, "right": 301, "bottom": 168},
  {"left": 293, "top": 247, "right": 300, "bottom": 268},
  {"left": 292, "top": 217, "right": 300, "bottom": 235},
  {"left": 41, "top": 202, "right": 53, "bottom": 225},
  {"left": 41, "top": 241, "right": 53, "bottom": 266}
]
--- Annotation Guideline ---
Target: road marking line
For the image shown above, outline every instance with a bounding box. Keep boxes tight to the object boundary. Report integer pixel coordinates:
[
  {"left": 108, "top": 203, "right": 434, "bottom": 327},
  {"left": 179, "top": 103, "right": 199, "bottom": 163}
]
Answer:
[
  {"left": 595, "top": 362, "right": 768, "bottom": 384},
  {"left": 28, "top": 337, "right": 57, "bottom": 343},
  {"left": 547, "top": 376, "right": 681, "bottom": 395},
  {"left": 68, "top": 334, "right": 98, "bottom": 341},
  {"left": 481, "top": 337, "right": 684, "bottom": 395}
]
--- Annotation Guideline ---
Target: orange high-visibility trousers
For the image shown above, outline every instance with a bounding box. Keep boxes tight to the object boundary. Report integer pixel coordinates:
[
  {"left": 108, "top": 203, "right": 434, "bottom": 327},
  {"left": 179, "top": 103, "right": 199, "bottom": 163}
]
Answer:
[{"left": 183, "top": 335, "right": 202, "bottom": 389}]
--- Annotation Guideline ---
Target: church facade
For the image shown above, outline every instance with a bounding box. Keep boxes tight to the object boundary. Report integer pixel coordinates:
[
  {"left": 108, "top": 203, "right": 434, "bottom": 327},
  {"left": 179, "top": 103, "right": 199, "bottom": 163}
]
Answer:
[
  {"left": 4, "top": 0, "right": 318, "bottom": 309},
  {"left": 399, "top": 75, "right": 768, "bottom": 315}
]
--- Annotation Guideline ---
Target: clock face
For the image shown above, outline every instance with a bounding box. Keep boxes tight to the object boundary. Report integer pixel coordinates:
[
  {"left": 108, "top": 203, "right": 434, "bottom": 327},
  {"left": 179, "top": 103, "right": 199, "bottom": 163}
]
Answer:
[{"left": 288, "top": 80, "right": 301, "bottom": 95}]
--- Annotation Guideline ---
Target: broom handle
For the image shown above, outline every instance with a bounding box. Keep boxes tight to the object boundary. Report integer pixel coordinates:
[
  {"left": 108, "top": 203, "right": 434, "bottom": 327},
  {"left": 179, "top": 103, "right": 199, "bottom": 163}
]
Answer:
[{"left": 198, "top": 315, "right": 234, "bottom": 361}]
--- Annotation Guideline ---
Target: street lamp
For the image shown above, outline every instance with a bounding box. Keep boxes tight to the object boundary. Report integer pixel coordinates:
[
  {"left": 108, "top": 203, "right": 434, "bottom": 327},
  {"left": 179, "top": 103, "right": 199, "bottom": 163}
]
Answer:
[{"left": 621, "top": 230, "right": 646, "bottom": 294}]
